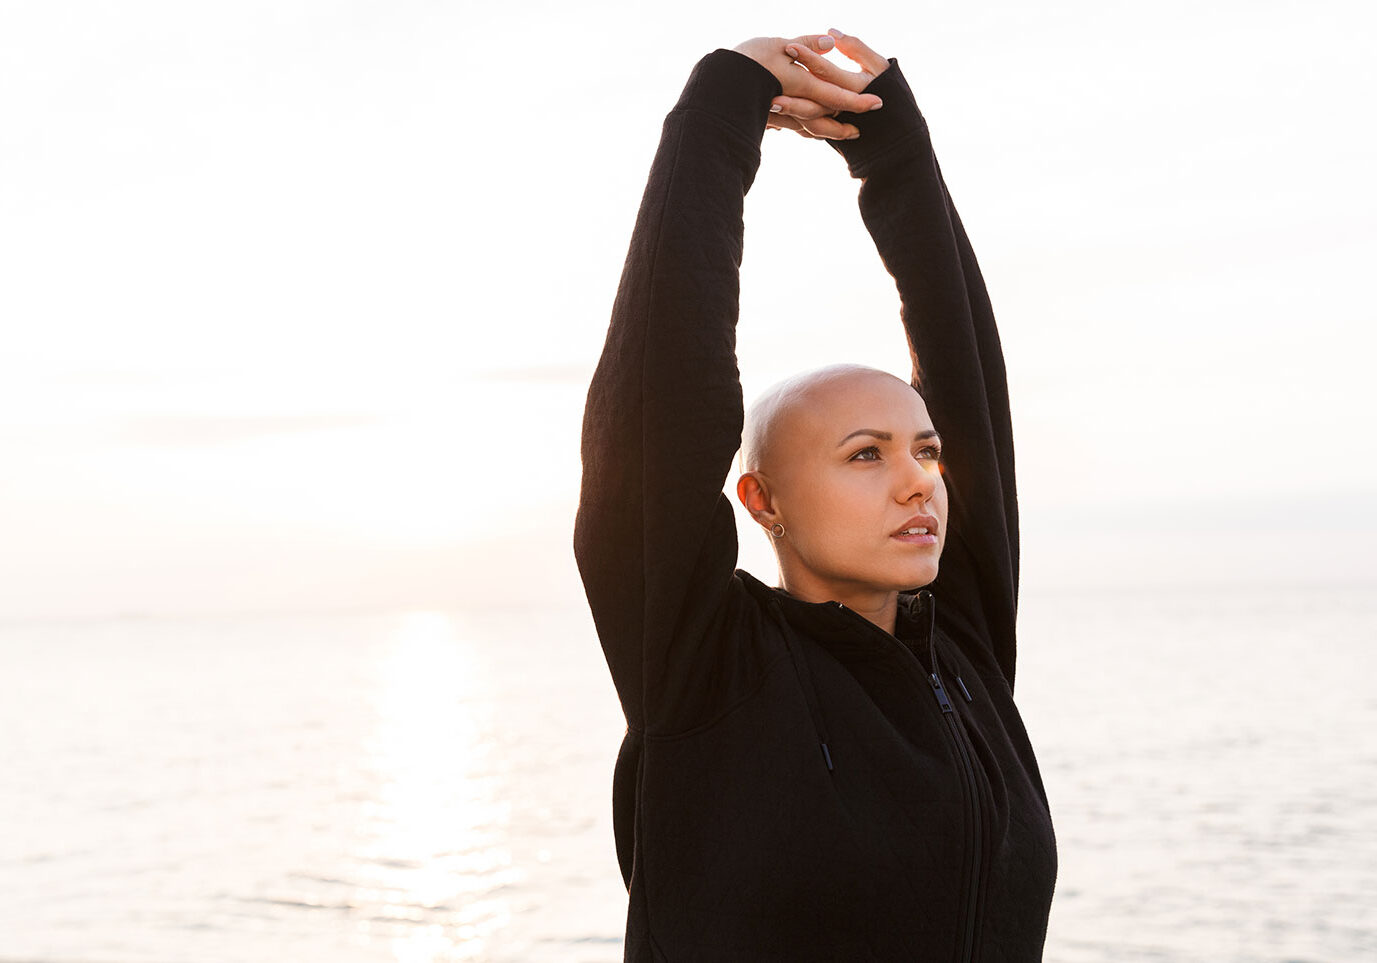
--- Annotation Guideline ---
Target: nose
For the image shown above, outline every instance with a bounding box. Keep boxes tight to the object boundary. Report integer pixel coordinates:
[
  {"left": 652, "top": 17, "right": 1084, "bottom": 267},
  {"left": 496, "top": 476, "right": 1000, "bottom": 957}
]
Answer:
[{"left": 898, "top": 452, "right": 940, "bottom": 505}]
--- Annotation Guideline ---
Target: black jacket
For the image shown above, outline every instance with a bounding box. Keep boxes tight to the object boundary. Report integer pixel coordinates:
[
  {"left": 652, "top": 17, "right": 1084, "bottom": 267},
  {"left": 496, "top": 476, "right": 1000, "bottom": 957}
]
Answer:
[{"left": 575, "top": 49, "right": 1057, "bottom": 961}]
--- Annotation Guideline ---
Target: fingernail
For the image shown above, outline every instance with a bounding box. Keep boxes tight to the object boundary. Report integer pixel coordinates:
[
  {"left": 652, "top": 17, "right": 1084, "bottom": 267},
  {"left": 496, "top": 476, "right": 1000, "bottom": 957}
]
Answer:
[
  {"left": 770, "top": 103, "right": 783, "bottom": 113},
  {"left": 785, "top": 44, "right": 799, "bottom": 58},
  {"left": 818, "top": 35, "right": 834, "bottom": 49},
  {"left": 829, "top": 28, "right": 845, "bottom": 38},
  {"left": 870, "top": 99, "right": 883, "bottom": 111},
  {"left": 846, "top": 132, "right": 860, "bottom": 140}
]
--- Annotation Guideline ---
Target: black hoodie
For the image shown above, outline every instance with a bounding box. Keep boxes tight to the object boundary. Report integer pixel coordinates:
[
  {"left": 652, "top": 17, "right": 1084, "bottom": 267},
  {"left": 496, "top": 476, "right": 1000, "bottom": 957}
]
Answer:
[{"left": 575, "top": 49, "right": 1057, "bottom": 961}]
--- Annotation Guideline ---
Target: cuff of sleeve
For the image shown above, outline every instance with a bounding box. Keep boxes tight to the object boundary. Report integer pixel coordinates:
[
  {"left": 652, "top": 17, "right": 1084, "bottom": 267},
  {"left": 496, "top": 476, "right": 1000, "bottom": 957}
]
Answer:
[
  {"left": 831, "top": 59, "right": 929, "bottom": 173},
  {"left": 673, "top": 49, "right": 784, "bottom": 144}
]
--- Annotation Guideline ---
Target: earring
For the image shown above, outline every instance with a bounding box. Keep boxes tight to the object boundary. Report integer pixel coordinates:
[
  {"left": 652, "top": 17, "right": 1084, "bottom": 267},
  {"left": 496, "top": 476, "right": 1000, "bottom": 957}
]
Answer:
[{"left": 769, "top": 523, "right": 786, "bottom": 539}]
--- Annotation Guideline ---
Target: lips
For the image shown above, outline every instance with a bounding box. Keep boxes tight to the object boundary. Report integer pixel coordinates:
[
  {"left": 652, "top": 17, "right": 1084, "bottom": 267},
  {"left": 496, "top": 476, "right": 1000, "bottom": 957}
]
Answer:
[{"left": 892, "top": 513, "right": 940, "bottom": 538}]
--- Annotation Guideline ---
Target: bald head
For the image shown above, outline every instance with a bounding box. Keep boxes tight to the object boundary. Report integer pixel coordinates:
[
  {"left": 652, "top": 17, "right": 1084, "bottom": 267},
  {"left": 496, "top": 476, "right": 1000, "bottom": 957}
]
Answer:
[
  {"left": 741, "top": 364, "right": 917, "bottom": 474},
  {"left": 735, "top": 362, "right": 947, "bottom": 601}
]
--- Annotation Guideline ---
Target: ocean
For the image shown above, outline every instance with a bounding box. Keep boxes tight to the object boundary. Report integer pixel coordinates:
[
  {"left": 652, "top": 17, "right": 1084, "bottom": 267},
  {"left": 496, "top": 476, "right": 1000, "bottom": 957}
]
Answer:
[{"left": 2, "top": 584, "right": 1374, "bottom": 962}]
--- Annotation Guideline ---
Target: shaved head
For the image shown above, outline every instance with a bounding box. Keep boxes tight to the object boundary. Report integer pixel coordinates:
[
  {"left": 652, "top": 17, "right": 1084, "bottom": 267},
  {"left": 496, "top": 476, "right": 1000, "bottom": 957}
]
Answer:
[
  {"left": 741, "top": 364, "right": 915, "bottom": 473},
  {"left": 734, "top": 361, "right": 947, "bottom": 608}
]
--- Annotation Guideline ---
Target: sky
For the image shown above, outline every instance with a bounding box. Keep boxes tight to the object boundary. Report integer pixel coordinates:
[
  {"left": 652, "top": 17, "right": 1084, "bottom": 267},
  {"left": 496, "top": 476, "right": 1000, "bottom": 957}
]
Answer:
[{"left": 1, "top": 0, "right": 1374, "bottom": 620}]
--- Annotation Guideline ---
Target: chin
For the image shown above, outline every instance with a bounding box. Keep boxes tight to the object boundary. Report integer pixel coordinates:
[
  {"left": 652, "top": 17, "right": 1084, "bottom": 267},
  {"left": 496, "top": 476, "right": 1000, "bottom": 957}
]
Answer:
[
  {"left": 862, "top": 568, "right": 937, "bottom": 595},
  {"left": 896, "top": 561, "right": 939, "bottom": 591}
]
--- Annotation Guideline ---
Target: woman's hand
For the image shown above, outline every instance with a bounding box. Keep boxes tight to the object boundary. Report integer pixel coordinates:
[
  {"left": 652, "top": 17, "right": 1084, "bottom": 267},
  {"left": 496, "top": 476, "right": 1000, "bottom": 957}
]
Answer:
[
  {"left": 733, "top": 33, "right": 882, "bottom": 140},
  {"left": 763, "top": 30, "right": 891, "bottom": 141}
]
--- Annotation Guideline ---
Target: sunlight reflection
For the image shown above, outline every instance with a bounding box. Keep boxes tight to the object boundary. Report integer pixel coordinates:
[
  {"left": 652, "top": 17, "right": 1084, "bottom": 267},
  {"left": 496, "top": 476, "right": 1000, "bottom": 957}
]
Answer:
[{"left": 353, "top": 611, "right": 516, "bottom": 961}]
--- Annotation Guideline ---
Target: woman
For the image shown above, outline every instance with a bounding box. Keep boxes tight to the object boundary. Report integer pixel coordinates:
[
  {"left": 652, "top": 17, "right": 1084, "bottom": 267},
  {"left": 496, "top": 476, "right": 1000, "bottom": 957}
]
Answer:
[{"left": 575, "top": 30, "right": 1056, "bottom": 961}]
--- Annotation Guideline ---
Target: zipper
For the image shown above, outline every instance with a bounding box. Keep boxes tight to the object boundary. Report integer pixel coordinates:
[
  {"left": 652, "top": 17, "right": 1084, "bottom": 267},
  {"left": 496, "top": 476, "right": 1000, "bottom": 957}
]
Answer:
[
  {"left": 927, "top": 667, "right": 981, "bottom": 963},
  {"left": 920, "top": 592, "right": 982, "bottom": 963},
  {"left": 834, "top": 598, "right": 984, "bottom": 961}
]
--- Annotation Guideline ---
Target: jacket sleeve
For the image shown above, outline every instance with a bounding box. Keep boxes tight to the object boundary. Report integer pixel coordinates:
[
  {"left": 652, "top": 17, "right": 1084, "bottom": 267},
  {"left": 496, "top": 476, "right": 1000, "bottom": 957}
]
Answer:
[
  {"left": 573, "top": 51, "right": 782, "bottom": 732},
  {"left": 833, "top": 61, "right": 1021, "bottom": 688}
]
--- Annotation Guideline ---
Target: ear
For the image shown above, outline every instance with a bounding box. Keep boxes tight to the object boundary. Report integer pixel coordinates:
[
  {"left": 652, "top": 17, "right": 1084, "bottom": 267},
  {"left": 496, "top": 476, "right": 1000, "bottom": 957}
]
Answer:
[{"left": 735, "top": 472, "right": 780, "bottom": 531}]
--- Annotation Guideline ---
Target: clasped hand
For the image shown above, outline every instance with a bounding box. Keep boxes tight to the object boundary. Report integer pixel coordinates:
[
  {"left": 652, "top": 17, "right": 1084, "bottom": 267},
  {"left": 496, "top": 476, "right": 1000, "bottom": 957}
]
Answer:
[{"left": 733, "top": 29, "right": 889, "bottom": 140}]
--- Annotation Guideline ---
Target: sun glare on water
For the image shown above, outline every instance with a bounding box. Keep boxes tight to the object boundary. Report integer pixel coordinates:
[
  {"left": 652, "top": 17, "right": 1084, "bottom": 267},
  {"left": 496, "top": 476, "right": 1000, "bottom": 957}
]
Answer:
[{"left": 349, "top": 611, "right": 515, "bottom": 959}]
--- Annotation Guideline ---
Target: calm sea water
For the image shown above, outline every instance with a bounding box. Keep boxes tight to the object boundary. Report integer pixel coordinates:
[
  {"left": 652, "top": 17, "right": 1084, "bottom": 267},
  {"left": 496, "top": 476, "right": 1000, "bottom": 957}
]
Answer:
[{"left": 2, "top": 584, "right": 1374, "bottom": 962}]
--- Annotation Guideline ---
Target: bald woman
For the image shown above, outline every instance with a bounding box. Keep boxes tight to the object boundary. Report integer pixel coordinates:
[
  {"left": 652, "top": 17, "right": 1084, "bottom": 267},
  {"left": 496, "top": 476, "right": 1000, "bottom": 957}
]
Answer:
[{"left": 575, "top": 30, "right": 1056, "bottom": 961}]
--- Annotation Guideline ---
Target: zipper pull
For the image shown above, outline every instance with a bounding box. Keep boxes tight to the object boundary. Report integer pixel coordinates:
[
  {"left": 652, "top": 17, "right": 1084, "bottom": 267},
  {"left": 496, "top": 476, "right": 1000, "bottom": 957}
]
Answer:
[{"left": 928, "top": 672, "right": 954, "bottom": 713}]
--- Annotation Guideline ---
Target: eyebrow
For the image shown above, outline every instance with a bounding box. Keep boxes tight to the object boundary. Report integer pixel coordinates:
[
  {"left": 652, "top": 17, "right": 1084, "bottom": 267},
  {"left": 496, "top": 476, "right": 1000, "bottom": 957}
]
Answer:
[{"left": 836, "top": 428, "right": 941, "bottom": 448}]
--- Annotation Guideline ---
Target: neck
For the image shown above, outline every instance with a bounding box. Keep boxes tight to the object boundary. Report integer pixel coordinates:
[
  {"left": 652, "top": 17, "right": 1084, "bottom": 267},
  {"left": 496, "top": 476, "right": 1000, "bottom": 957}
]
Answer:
[{"left": 778, "top": 568, "right": 900, "bottom": 636}]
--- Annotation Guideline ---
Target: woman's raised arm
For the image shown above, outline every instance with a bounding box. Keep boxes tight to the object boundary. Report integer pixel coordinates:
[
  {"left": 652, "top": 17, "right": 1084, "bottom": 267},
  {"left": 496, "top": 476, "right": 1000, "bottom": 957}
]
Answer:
[
  {"left": 574, "top": 41, "right": 878, "bottom": 733},
  {"left": 803, "top": 34, "right": 1023, "bottom": 687}
]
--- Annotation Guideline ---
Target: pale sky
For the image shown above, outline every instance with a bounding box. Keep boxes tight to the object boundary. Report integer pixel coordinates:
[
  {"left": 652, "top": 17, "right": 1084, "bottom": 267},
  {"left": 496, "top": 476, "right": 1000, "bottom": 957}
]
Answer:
[{"left": 1, "top": 0, "right": 1374, "bottom": 619}]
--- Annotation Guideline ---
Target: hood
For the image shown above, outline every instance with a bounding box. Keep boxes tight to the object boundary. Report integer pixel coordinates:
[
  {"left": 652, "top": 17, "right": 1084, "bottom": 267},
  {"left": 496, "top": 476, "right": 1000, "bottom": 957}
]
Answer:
[
  {"left": 737, "top": 569, "right": 970, "bottom": 776},
  {"left": 737, "top": 568, "right": 936, "bottom": 664}
]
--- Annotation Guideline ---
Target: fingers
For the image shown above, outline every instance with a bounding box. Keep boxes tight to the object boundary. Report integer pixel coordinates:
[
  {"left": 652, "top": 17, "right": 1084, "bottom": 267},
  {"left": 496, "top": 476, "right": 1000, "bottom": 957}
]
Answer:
[
  {"left": 767, "top": 109, "right": 858, "bottom": 141},
  {"left": 770, "top": 94, "right": 863, "bottom": 137},
  {"left": 769, "top": 95, "right": 834, "bottom": 121},
  {"left": 787, "top": 33, "right": 836, "bottom": 55},
  {"left": 826, "top": 28, "right": 889, "bottom": 75},
  {"left": 796, "top": 115, "right": 861, "bottom": 140},
  {"left": 784, "top": 41, "right": 861, "bottom": 92},
  {"left": 783, "top": 43, "right": 882, "bottom": 113},
  {"left": 767, "top": 115, "right": 820, "bottom": 140},
  {"left": 794, "top": 72, "right": 882, "bottom": 115}
]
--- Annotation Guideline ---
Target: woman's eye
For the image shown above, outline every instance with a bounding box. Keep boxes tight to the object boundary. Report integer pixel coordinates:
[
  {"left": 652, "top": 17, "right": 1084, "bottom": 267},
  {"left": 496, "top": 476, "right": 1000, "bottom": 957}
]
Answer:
[
  {"left": 850, "top": 446, "right": 881, "bottom": 462},
  {"left": 917, "top": 446, "right": 942, "bottom": 461}
]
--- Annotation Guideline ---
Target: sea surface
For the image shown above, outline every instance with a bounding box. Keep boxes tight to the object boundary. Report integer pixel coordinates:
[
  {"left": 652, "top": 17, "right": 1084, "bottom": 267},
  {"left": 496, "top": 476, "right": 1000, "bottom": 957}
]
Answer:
[{"left": 2, "top": 584, "right": 1374, "bottom": 962}]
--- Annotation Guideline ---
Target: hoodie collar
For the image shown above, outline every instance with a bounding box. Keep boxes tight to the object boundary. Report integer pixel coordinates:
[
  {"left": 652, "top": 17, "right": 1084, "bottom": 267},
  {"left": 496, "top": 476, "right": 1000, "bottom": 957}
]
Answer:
[{"left": 737, "top": 569, "right": 934, "bottom": 663}]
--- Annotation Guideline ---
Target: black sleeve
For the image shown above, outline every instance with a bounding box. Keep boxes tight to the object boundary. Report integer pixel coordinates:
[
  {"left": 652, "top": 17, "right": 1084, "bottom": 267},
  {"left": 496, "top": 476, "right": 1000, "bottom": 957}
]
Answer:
[
  {"left": 832, "top": 61, "right": 1021, "bottom": 688},
  {"left": 573, "top": 51, "right": 782, "bottom": 731}
]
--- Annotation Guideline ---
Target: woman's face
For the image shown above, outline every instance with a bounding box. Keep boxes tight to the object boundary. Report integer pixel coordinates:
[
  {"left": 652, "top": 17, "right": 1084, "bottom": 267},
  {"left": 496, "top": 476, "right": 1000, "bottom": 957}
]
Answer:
[{"left": 750, "top": 369, "right": 948, "bottom": 597}]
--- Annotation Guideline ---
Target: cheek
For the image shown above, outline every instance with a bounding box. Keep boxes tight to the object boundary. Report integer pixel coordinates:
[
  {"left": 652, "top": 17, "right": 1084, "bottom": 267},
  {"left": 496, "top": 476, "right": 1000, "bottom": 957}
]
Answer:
[
  {"left": 783, "top": 468, "right": 882, "bottom": 540},
  {"left": 823, "top": 470, "right": 889, "bottom": 522}
]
